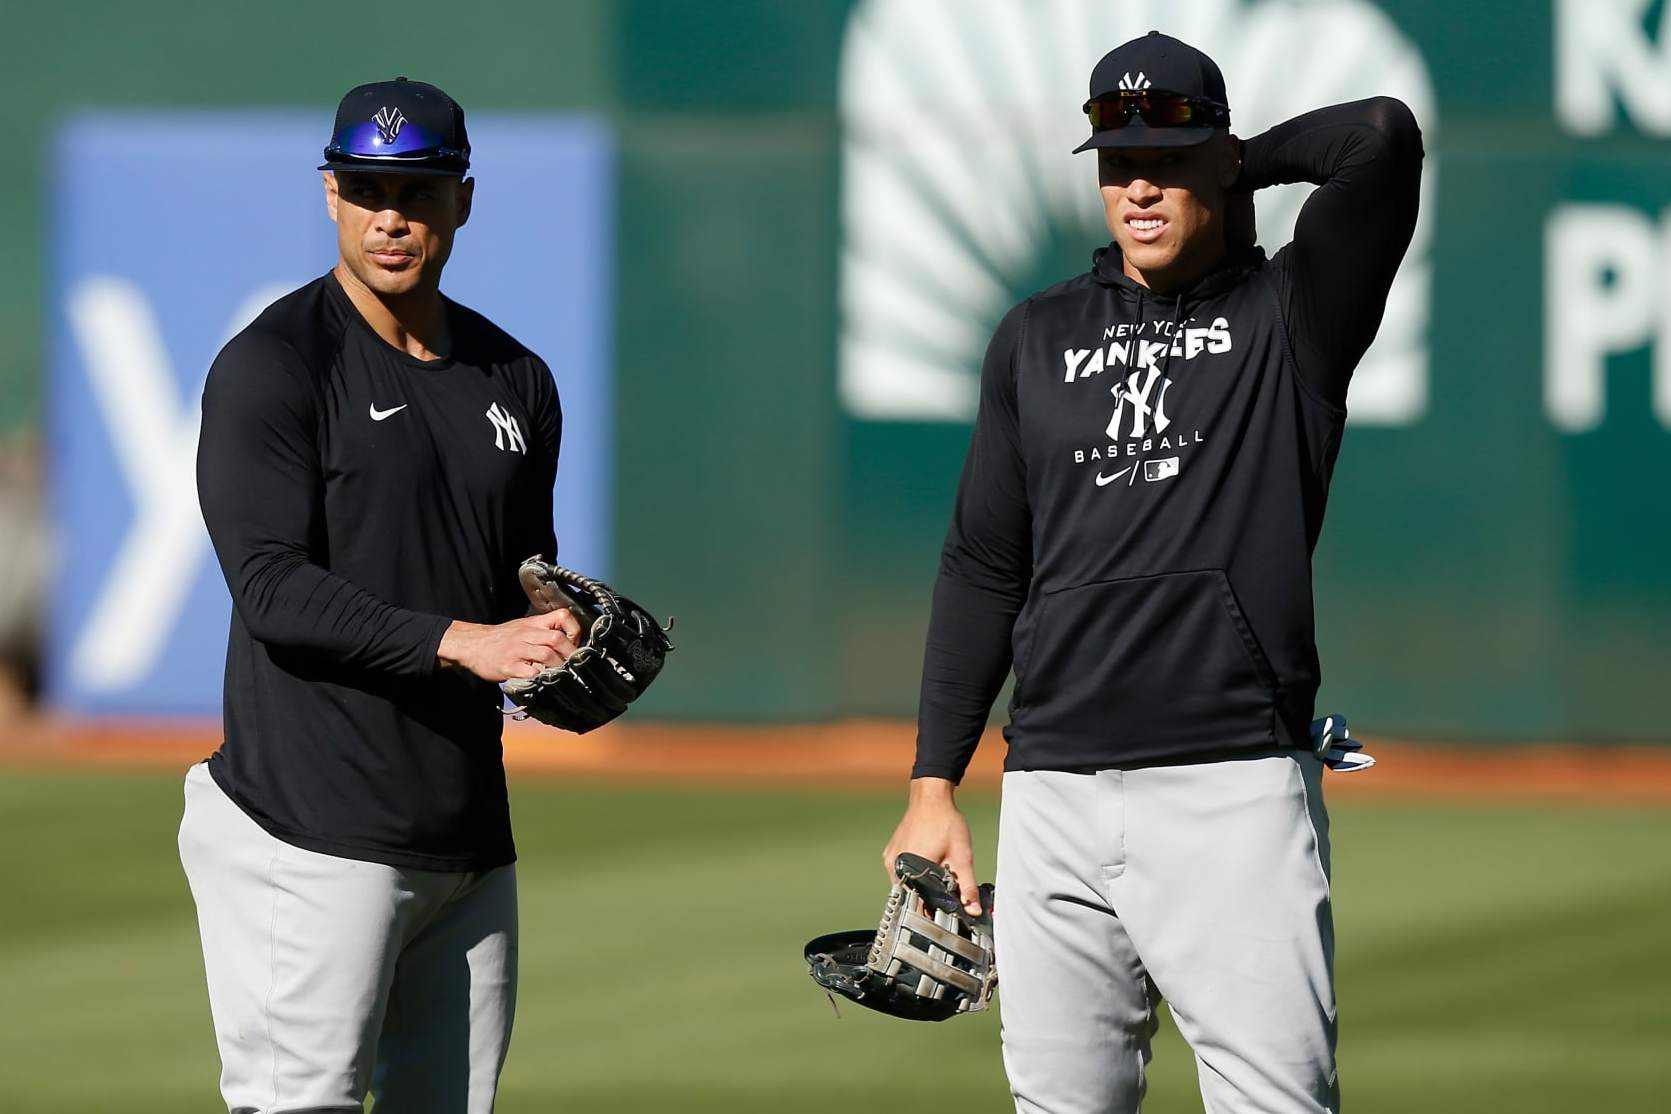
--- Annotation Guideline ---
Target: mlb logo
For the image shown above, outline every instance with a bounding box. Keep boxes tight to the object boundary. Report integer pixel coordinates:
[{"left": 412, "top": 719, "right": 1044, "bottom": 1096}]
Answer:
[{"left": 1144, "top": 457, "right": 1180, "bottom": 482}]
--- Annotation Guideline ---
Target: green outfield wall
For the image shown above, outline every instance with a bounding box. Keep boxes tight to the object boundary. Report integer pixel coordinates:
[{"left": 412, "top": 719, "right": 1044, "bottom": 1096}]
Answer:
[{"left": 8, "top": 1, "right": 1670, "bottom": 738}]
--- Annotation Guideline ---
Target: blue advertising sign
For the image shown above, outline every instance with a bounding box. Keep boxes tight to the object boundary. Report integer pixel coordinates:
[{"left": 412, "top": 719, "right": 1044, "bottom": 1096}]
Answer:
[{"left": 47, "top": 113, "right": 614, "bottom": 714}]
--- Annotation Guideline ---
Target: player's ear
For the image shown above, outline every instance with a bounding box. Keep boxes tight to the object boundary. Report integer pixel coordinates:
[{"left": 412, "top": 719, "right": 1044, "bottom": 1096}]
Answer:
[
  {"left": 455, "top": 177, "right": 474, "bottom": 229},
  {"left": 1217, "top": 132, "right": 1241, "bottom": 189},
  {"left": 323, "top": 171, "right": 340, "bottom": 223}
]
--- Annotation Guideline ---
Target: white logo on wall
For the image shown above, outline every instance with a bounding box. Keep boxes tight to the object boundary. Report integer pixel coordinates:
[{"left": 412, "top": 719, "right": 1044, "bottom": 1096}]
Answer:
[
  {"left": 1543, "top": 204, "right": 1671, "bottom": 431},
  {"left": 65, "top": 276, "right": 295, "bottom": 691},
  {"left": 1548, "top": 3, "right": 1671, "bottom": 432},
  {"left": 486, "top": 402, "right": 527, "bottom": 453},
  {"left": 837, "top": 0, "right": 1439, "bottom": 426},
  {"left": 1555, "top": 0, "right": 1671, "bottom": 136}
]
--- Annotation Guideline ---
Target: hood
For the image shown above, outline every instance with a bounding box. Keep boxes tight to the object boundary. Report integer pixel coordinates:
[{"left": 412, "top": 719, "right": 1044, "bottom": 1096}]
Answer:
[{"left": 1091, "top": 241, "right": 1265, "bottom": 310}]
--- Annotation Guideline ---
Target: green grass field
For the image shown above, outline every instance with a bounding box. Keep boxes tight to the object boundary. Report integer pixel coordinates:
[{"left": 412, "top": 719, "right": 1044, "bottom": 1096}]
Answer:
[{"left": 2, "top": 770, "right": 1668, "bottom": 1112}]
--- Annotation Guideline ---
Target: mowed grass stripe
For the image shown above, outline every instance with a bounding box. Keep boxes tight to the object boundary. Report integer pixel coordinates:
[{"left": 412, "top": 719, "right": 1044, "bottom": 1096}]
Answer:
[{"left": 1, "top": 771, "right": 1668, "bottom": 1112}]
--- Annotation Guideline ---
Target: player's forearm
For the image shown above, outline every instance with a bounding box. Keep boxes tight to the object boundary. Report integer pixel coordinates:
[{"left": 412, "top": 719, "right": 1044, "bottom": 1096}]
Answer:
[
  {"left": 198, "top": 424, "right": 449, "bottom": 675},
  {"left": 1238, "top": 98, "right": 1424, "bottom": 404},
  {"left": 912, "top": 573, "right": 1021, "bottom": 782},
  {"left": 1236, "top": 97, "right": 1423, "bottom": 195},
  {"left": 217, "top": 546, "right": 450, "bottom": 676}
]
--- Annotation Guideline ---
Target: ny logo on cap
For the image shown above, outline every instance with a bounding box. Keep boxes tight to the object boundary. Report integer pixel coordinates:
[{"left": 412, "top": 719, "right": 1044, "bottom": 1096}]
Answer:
[
  {"left": 1118, "top": 72, "right": 1151, "bottom": 91},
  {"left": 372, "top": 106, "right": 406, "bottom": 145}
]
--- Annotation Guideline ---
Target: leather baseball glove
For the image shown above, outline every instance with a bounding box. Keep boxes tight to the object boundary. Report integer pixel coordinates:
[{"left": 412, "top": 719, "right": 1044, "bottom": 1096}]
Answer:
[
  {"left": 805, "top": 853, "right": 996, "bottom": 1022},
  {"left": 500, "top": 556, "right": 674, "bottom": 733}
]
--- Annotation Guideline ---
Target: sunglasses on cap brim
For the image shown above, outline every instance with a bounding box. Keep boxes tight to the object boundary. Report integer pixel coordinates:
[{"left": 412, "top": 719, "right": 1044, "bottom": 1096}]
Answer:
[
  {"left": 1082, "top": 91, "right": 1230, "bottom": 132},
  {"left": 322, "top": 119, "right": 468, "bottom": 169}
]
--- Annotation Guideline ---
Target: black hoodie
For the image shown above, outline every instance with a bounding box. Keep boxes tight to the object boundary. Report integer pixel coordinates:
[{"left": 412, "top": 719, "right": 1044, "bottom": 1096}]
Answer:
[{"left": 913, "top": 97, "right": 1424, "bottom": 780}]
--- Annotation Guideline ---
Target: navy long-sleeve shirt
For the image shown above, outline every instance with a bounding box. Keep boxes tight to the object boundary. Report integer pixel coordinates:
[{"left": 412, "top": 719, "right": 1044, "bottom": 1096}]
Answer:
[{"left": 197, "top": 270, "right": 561, "bottom": 869}]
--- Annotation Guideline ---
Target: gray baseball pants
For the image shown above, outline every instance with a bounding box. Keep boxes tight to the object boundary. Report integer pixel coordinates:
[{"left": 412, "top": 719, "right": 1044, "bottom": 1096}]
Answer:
[
  {"left": 177, "top": 761, "right": 518, "bottom": 1113},
  {"left": 995, "top": 750, "right": 1338, "bottom": 1114}
]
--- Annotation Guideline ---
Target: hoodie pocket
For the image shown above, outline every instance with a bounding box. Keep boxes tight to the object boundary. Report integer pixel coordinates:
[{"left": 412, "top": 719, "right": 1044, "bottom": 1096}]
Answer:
[{"left": 1013, "top": 569, "right": 1278, "bottom": 749}]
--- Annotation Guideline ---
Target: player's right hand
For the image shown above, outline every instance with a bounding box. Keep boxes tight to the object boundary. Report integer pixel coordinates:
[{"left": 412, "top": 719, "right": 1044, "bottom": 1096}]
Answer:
[
  {"left": 883, "top": 777, "right": 983, "bottom": 915},
  {"left": 437, "top": 610, "right": 582, "bottom": 683}
]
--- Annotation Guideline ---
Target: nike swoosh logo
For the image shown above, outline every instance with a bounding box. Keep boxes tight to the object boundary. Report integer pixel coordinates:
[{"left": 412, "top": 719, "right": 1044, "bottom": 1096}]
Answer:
[
  {"left": 369, "top": 403, "right": 408, "bottom": 421},
  {"left": 1095, "top": 466, "right": 1134, "bottom": 487}
]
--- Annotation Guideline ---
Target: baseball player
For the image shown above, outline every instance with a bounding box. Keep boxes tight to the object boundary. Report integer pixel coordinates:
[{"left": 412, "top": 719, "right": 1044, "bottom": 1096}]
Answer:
[
  {"left": 883, "top": 31, "right": 1423, "bottom": 1114},
  {"left": 179, "top": 77, "right": 580, "bottom": 1112}
]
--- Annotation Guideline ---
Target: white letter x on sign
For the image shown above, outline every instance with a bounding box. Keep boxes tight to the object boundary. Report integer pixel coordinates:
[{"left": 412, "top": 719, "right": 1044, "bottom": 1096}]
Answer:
[{"left": 65, "top": 275, "right": 292, "bottom": 692}]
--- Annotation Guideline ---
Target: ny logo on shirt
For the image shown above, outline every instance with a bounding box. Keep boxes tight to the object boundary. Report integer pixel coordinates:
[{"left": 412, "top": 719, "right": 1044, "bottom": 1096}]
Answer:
[
  {"left": 1106, "top": 369, "right": 1173, "bottom": 440},
  {"left": 485, "top": 402, "right": 527, "bottom": 454}
]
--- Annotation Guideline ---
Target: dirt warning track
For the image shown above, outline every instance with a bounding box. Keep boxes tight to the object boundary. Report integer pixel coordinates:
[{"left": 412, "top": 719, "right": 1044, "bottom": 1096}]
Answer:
[{"left": 2, "top": 716, "right": 1669, "bottom": 804}]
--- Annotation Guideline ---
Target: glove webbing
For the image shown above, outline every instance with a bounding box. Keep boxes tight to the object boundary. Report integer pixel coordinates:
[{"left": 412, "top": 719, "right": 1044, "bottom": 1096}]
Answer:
[{"left": 524, "top": 564, "right": 617, "bottom": 623}]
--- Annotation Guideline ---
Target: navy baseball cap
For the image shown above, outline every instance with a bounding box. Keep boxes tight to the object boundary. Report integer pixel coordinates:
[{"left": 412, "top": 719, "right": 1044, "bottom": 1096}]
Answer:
[
  {"left": 320, "top": 77, "right": 471, "bottom": 176},
  {"left": 1073, "top": 31, "right": 1231, "bottom": 153}
]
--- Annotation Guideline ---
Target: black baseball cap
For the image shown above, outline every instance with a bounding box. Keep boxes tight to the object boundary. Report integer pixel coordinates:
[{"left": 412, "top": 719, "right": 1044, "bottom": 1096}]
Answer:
[
  {"left": 320, "top": 77, "right": 471, "bottom": 176},
  {"left": 1073, "top": 31, "right": 1231, "bottom": 153}
]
